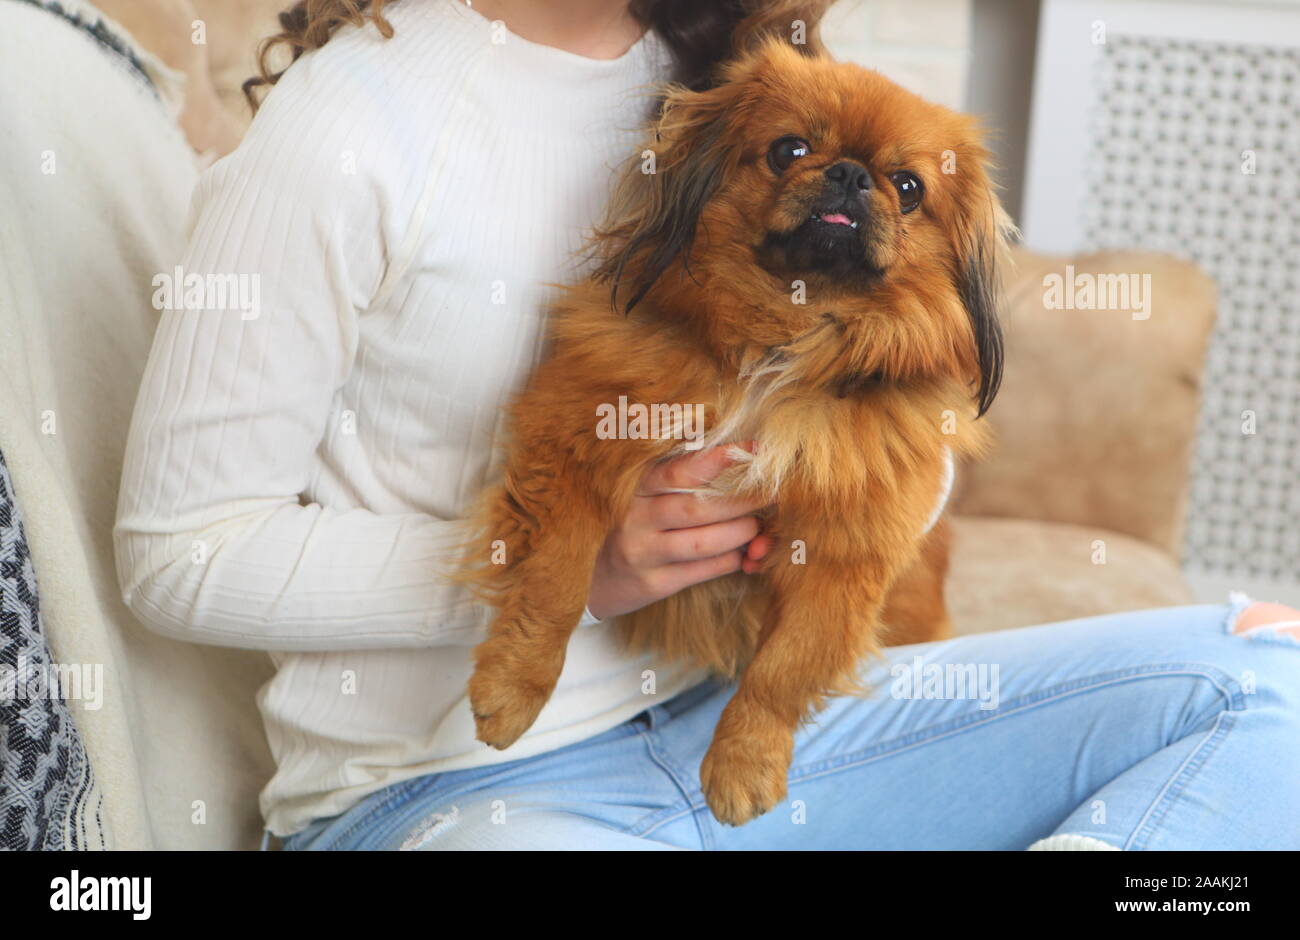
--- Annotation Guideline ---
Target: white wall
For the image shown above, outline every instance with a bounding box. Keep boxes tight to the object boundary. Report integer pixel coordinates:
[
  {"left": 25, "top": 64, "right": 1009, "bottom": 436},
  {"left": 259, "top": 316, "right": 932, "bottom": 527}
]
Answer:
[
  {"left": 964, "top": 0, "right": 1040, "bottom": 225},
  {"left": 822, "top": 0, "right": 973, "bottom": 110}
]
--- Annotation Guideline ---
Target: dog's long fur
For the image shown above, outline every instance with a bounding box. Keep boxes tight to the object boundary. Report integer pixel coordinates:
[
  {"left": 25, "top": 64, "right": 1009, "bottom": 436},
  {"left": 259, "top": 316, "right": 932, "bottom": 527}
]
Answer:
[{"left": 452, "top": 40, "right": 1012, "bottom": 826}]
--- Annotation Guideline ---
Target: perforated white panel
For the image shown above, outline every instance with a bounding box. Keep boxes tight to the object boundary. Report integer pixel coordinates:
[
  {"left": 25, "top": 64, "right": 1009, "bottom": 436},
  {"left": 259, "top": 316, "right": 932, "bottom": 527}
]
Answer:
[{"left": 1081, "top": 34, "right": 1300, "bottom": 584}]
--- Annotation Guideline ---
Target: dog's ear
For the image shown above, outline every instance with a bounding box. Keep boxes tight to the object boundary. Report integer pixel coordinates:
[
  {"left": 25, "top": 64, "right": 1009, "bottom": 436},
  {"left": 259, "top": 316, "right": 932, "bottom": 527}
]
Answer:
[
  {"left": 954, "top": 188, "right": 1015, "bottom": 418},
  {"left": 594, "top": 79, "right": 747, "bottom": 313}
]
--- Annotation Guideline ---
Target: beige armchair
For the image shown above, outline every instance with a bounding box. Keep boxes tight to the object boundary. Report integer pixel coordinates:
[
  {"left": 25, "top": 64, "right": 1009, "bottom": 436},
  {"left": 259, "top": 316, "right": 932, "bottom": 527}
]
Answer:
[{"left": 948, "top": 249, "right": 1217, "bottom": 633}]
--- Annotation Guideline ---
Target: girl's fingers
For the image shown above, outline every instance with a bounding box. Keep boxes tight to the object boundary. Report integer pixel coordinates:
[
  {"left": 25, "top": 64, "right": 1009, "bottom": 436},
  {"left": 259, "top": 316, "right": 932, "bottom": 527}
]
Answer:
[
  {"left": 654, "top": 549, "right": 747, "bottom": 595},
  {"left": 649, "top": 516, "right": 761, "bottom": 566},
  {"left": 637, "top": 442, "right": 755, "bottom": 496},
  {"left": 741, "top": 534, "right": 774, "bottom": 574},
  {"left": 644, "top": 492, "right": 768, "bottom": 530}
]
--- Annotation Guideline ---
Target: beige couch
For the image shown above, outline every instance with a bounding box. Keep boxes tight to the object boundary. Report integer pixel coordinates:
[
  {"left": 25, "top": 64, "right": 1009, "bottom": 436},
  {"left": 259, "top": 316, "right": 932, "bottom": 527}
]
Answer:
[
  {"left": 948, "top": 248, "right": 1215, "bottom": 632},
  {"left": 42, "top": 2, "right": 1212, "bottom": 850}
]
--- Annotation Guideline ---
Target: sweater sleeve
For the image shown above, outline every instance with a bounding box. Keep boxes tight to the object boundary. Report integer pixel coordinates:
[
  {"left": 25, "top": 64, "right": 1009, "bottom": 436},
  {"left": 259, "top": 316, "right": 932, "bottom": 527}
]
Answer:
[{"left": 113, "top": 81, "right": 489, "bottom": 652}]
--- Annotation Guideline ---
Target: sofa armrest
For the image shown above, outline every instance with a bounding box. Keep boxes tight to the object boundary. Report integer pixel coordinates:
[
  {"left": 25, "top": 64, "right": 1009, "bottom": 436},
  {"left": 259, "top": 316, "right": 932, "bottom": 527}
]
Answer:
[
  {"left": 953, "top": 248, "right": 1217, "bottom": 559},
  {"left": 192, "top": 0, "right": 288, "bottom": 133}
]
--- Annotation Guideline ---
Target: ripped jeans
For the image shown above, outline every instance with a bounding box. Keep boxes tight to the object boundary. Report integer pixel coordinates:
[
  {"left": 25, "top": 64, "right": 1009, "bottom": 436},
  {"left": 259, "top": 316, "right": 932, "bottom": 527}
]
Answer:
[{"left": 280, "top": 598, "right": 1300, "bottom": 850}]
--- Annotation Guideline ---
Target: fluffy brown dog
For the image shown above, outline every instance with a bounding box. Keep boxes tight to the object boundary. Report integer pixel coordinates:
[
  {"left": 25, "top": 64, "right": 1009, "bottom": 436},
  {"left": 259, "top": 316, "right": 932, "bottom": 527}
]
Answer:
[{"left": 457, "top": 38, "right": 1011, "bottom": 826}]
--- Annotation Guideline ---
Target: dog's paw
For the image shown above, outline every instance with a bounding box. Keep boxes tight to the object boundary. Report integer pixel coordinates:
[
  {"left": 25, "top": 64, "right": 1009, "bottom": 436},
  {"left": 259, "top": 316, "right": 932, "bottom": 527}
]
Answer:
[
  {"left": 467, "top": 641, "right": 557, "bottom": 750},
  {"left": 468, "top": 668, "right": 550, "bottom": 750},
  {"left": 699, "top": 732, "right": 791, "bottom": 826}
]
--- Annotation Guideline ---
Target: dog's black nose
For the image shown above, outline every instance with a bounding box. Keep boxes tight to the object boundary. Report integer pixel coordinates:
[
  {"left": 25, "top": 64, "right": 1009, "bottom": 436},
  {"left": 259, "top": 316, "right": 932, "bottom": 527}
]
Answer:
[{"left": 824, "top": 161, "right": 872, "bottom": 194}]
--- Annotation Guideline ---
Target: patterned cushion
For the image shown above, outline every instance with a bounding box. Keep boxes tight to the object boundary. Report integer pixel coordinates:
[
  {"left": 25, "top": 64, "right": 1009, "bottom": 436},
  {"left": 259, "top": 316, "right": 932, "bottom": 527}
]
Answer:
[{"left": 0, "top": 446, "right": 103, "bottom": 850}]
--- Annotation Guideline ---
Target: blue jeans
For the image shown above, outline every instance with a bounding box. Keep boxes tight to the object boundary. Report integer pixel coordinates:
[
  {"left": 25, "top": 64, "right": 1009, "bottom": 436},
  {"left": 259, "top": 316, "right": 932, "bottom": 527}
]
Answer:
[{"left": 282, "top": 600, "right": 1300, "bottom": 850}]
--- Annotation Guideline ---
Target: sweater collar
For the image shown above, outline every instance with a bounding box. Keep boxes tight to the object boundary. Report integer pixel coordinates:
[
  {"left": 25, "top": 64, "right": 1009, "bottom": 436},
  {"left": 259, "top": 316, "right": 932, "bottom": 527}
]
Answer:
[{"left": 439, "top": 0, "right": 672, "bottom": 101}]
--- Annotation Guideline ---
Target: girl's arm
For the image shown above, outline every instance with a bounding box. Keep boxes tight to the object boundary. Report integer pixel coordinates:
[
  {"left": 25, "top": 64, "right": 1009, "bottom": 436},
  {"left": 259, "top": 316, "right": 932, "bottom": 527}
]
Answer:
[{"left": 113, "top": 80, "right": 483, "bottom": 652}]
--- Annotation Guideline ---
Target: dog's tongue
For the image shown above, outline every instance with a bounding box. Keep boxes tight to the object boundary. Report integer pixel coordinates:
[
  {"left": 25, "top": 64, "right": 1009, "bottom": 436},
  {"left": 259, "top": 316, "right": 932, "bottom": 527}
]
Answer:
[{"left": 820, "top": 212, "right": 852, "bottom": 226}]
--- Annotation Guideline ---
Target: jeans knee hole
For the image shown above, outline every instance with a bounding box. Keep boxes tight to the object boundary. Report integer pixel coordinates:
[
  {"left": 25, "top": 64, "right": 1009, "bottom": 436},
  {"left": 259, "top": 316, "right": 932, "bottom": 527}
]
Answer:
[
  {"left": 1229, "top": 600, "right": 1300, "bottom": 644},
  {"left": 399, "top": 805, "right": 461, "bottom": 851}
]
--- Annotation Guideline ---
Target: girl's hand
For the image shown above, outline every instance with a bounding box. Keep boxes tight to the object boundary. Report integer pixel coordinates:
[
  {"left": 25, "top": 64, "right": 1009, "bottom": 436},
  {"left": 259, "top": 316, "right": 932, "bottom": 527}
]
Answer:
[{"left": 584, "top": 444, "right": 773, "bottom": 621}]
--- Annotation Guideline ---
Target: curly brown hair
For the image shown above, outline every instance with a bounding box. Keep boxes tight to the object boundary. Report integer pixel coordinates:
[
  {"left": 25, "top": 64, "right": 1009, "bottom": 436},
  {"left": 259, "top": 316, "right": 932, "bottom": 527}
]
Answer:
[{"left": 243, "top": 0, "right": 833, "bottom": 111}]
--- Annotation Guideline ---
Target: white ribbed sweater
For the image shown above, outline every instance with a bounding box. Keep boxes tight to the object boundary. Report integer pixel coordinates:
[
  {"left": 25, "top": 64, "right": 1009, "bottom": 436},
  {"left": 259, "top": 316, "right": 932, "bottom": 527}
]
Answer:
[{"left": 113, "top": 0, "right": 709, "bottom": 836}]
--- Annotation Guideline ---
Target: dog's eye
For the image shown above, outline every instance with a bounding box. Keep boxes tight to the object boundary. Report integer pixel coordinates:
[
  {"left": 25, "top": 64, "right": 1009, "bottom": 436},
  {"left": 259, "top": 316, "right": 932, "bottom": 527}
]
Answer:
[
  {"left": 767, "top": 136, "right": 811, "bottom": 173},
  {"left": 889, "top": 171, "right": 925, "bottom": 213}
]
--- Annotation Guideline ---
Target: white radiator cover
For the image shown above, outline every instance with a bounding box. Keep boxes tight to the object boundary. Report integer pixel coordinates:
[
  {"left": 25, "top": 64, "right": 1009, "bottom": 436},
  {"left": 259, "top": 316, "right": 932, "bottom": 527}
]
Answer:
[{"left": 1022, "top": 0, "right": 1300, "bottom": 605}]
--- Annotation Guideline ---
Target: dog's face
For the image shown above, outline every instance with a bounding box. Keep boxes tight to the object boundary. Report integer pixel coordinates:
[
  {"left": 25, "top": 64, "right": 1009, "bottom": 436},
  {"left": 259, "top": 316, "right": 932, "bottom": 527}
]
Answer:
[
  {"left": 747, "top": 82, "right": 970, "bottom": 285},
  {"left": 598, "top": 40, "right": 1011, "bottom": 415}
]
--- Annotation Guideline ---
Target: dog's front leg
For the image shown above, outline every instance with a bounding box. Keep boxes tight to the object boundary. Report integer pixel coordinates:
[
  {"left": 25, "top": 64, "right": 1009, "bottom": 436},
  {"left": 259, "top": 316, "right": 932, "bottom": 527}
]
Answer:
[
  {"left": 467, "top": 471, "right": 607, "bottom": 750},
  {"left": 699, "top": 530, "right": 905, "bottom": 826}
]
